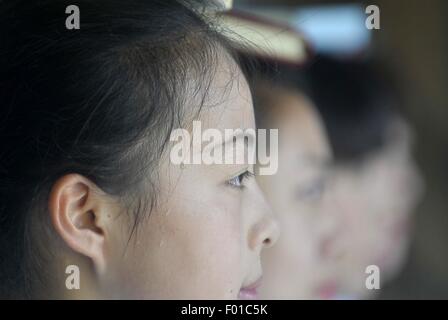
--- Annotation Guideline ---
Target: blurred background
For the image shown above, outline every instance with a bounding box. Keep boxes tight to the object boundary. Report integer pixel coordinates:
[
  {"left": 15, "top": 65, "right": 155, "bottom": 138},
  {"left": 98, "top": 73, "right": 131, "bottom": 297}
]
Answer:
[{"left": 231, "top": 0, "right": 448, "bottom": 299}]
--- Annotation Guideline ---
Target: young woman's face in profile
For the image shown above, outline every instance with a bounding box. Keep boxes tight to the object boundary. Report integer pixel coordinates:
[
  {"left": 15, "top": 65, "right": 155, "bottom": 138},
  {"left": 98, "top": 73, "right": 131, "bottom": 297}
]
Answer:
[
  {"left": 256, "top": 92, "right": 341, "bottom": 299},
  {"left": 332, "top": 119, "right": 424, "bottom": 297},
  {"left": 99, "top": 57, "right": 279, "bottom": 299}
]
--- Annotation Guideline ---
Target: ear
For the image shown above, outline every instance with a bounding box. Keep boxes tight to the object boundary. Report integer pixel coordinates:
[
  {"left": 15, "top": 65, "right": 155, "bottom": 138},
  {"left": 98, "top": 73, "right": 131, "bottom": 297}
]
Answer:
[{"left": 48, "top": 174, "right": 114, "bottom": 274}]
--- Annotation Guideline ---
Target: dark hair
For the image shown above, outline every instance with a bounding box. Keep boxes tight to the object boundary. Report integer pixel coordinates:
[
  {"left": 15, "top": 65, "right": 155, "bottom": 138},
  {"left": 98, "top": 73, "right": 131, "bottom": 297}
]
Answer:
[
  {"left": 305, "top": 55, "right": 399, "bottom": 162},
  {"left": 0, "top": 0, "right": 234, "bottom": 298}
]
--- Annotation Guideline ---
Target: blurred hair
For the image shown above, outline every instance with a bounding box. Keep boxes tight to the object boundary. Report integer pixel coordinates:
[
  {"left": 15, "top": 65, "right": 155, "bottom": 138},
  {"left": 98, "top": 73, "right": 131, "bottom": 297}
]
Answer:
[
  {"left": 305, "top": 54, "right": 400, "bottom": 162},
  {"left": 0, "top": 0, "right": 236, "bottom": 298}
]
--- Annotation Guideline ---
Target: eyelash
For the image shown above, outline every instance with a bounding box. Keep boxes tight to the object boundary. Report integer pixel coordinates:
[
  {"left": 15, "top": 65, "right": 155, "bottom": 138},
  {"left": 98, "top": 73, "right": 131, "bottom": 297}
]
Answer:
[{"left": 227, "top": 171, "right": 254, "bottom": 189}]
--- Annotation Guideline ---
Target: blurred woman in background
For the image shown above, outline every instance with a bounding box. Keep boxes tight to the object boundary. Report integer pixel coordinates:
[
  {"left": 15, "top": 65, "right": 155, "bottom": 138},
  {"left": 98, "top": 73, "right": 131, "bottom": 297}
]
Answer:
[
  {"left": 306, "top": 55, "right": 424, "bottom": 299},
  {"left": 248, "top": 68, "right": 343, "bottom": 299}
]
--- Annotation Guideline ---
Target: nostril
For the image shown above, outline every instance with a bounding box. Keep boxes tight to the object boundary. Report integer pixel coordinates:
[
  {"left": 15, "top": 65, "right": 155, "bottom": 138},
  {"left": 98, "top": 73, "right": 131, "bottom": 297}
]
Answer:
[
  {"left": 262, "top": 235, "right": 277, "bottom": 248},
  {"left": 248, "top": 204, "right": 280, "bottom": 250},
  {"left": 249, "top": 223, "right": 277, "bottom": 251}
]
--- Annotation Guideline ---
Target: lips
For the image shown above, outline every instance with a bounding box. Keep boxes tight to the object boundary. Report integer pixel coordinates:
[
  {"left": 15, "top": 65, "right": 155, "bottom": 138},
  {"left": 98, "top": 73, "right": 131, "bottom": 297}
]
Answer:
[
  {"left": 238, "top": 276, "right": 262, "bottom": 300},
  {"left": 316, "top": 281, "right": 339, "bottom": 300}
]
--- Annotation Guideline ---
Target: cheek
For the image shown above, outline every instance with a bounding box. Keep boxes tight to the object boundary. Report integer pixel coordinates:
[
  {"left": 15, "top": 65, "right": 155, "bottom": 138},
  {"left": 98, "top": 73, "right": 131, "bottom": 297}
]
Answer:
[
  {"left": 112, "top": 189, "right": 244, "bottom": 299},
  {"left": 262, "top": 212, "right": 318, "bottom": 297},
  {"left": 168, "top": 191, "right": 244, "bottom": 298},
  {"left": 268, "top": 210, "right": 314, "bottom": 267}
]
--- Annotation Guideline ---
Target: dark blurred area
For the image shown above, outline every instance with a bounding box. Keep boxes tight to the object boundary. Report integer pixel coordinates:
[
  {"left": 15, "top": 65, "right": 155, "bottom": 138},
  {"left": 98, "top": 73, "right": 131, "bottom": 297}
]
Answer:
[{"left": 235, "top": 0, "right": 448, "bottom": 299}]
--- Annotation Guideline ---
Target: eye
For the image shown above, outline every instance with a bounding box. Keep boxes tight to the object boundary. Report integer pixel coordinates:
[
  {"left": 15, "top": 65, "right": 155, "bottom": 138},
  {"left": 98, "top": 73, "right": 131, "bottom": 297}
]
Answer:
[
  {"left": 227, "top": 171, "right": 254, "bottom": 189},
  {"left": 296, "top": 178, "right": 326, "bottom": 203}
]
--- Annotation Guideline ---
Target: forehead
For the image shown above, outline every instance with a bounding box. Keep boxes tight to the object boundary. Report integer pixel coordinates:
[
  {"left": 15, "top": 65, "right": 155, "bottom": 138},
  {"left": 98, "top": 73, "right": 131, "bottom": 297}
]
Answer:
[
  {"left": 194, "top": 54, "right": 255, "bottom": 132},
  {"left": 275, "top": 93, "right": 330, "bottom": 161}
]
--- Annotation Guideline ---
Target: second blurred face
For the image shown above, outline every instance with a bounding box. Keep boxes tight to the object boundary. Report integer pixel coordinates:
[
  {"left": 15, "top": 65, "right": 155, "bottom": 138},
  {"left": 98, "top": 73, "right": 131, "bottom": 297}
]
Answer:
[
  {"left": 257, "top": 90, "right": 342, "bottom": 299},
  {"left": 331, "top": 118, "right": 424, "bottom": 298}
]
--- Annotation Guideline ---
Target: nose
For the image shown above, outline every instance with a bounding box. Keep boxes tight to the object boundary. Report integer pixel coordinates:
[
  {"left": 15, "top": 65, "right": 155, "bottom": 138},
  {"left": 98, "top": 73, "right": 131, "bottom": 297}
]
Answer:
[
  {"left": 316, "top": 191, "right": 345, "bottom": 260},
  {"left": 249, "top": 214, "right": 280, "bottom": 250},
  {"left": 318, "top": 220, "right": 343, "bottom": 260},
  {"left": 248, "top": 188, "right": 280, "bottom": 251}
]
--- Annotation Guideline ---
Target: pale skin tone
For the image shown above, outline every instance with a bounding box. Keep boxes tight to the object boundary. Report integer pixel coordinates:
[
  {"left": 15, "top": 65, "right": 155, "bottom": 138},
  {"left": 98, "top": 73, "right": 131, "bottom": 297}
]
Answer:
[
  {"left": 332, "top": 118, "right": 424, "bottom": 298},
  {"left": 256, "top": 90, "right": 342, "bottom": 299},
  {"left": 48, "top": 54, "right": 279, "bottom": 299}
]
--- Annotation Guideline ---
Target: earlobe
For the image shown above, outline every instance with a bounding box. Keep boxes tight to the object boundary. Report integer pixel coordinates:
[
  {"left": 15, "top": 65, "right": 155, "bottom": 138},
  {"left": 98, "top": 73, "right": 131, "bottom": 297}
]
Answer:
[{"left": 48, "top": 174, "right": 108, "bottom": 274}]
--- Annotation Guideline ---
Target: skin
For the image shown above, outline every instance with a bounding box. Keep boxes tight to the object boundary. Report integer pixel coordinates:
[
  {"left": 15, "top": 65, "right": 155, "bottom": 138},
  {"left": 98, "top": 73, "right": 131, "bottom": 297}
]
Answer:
[
  {"left": 48, "top": 54, "right": 279, "bottom": 299},
  {"left": 332, "top": 118, "right": 424, "bottom": 298},
  {"left": 256, "top": 90, "right": 342, "bottom": 299}
]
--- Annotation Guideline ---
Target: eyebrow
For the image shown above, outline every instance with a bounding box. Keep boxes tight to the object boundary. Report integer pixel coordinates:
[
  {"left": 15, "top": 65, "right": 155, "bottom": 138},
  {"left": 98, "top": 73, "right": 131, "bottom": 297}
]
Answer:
[{"left": 299, "top": 154, "right": 331, "bottom": 167}]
